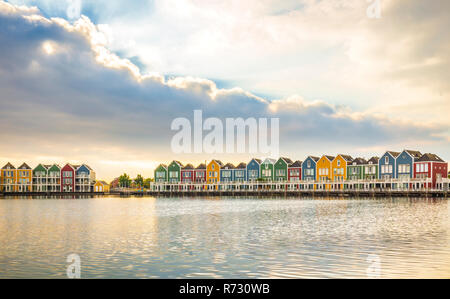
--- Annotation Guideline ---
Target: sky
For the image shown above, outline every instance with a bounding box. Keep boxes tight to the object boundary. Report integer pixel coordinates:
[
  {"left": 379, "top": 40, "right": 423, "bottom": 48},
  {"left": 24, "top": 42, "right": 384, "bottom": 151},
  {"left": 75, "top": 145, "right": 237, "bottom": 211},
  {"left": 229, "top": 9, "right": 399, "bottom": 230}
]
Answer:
[{"left": 0, "top": 0, "right": 449, "bottom": 181}]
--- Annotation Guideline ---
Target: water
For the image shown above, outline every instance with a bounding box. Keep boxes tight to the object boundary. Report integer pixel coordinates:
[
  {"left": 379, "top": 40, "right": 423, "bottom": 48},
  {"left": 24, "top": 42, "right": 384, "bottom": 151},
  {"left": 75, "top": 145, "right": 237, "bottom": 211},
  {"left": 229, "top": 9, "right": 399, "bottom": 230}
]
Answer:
[{"left": 0, "top": 196, "right": 449, "bottom": 278}]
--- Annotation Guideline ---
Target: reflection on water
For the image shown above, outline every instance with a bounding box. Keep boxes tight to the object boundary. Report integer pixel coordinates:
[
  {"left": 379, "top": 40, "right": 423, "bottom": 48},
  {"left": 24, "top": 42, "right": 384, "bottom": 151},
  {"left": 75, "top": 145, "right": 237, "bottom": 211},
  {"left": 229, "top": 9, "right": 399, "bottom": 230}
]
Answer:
[{"left": 0, "top": 196, "right": 449, "bottom": 278}]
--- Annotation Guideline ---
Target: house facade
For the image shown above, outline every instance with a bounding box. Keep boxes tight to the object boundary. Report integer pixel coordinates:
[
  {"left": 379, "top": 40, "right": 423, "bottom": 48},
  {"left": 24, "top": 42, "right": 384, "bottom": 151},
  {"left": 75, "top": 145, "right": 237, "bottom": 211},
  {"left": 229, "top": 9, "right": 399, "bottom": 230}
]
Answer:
[
  {"left": 246, "top": 158, "right": 261, "bottom": 182},
  {"left": 1, "top": 163, "right": 16, "bottom": 192},
  {"left": 168, "top": 160, "right": 183, "bottom": 183},
  {"left": 302, "top": 156, "right": 319, "bottom": 182},
  {"left": 332, "top": 155, "right": 353, "bottom": 182},
  {"left": 61, "top": 164, "right": 76, "bottom": 192},
  {"left": 94, "top": 181, "right": 110, "bottom": 193},
  {"left": 207, "top": 160, "right": 223, "bottom": 184},
  {"left": 363, "top": 157, "right": 379, "bottom": 180},
  {"left": 220, "top": 163, "right": 235, "bottom": 183},
  {"left": 181, "top": 164, "right": 195, "bottom": 183},
  {"left": 260, "top": 158, "right": 276, "bottom": 181},
  {"left": 347, "top": 158, "right": 367, "bottom": 181},
  {"left": 194, "top": 163, "right": 206, "bottom": 183},
  {"left": 396, "top": 150, "right": 422, "bottom": 180},
  {"left": 17, "top": 163, "right": 32, "bottom": 192},
  {"left": 379, "top": 151, "right": 400, "bottom": 179},
  {"left": 76, "top": 164, "right": 95, "bottom": 192},
  {"left": 154, "top": 164, "right": 168, "bottom": 183},
  {"left": 288, "top": 161, "right": 302, "bottom": 182},
  {"left": 234, "top": 163, "right": 247, "bottom": 182},
  {"left": 32, "top": 164, "right": 48, "bottom": 192},
  {"left": 274, "top": 157, "right": 292, "bottom": 181},
  {"left": 414, "top": 153, "right": 448, "bottom": 188}
]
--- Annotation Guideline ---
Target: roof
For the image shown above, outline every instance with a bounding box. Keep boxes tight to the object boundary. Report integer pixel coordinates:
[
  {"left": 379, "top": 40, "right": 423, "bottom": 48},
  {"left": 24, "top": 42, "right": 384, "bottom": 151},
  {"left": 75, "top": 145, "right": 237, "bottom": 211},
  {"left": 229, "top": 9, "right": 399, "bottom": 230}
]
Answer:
[
  {"left": 338, "top": 154, "right": 353, "bottom": 162},
  {"left": 182, "top": 163, "right": 194, "bottom": 170},
  {"left": 170, "top": 160, "right": 184, "bottom": 167},
  {"left": 250, "top": 158, "right": 262, "bottom": 164},
  {"left": 2, "top": 162, "right": 15, "bottom": 169},
  {"left": 351, "top": 157, "right": 367, "bottom": 165},
  {"left": 289, "top": 160, "right": 302, "bottom": 167},
  {"left": 417, "top": 153, "right": 445, "bottom": 162},
  {"left": 368, "top": 157, "right": 379, "bottom": 164},
  {"left": 403, "top": 150, "right": 422, "bottom": 160},
  {"left": 386, "top": 151, "right": 400, "bottom": 158},
  {"left": 195, "top": 163, "right": 206, "bottom": 170},
  {"left": 279, "top": 157, "right": 293, "bottom": 164},
  {"left": 96, "top": 180, "right": 109, "bottom": 186},
  {"left": 18, "top": 163, "right": 31, "bottom": 170},
  {"left": 263, "top": 158, "right": 276, "bottom": 164},
  {"left": 236, "top": 162, "right": 247, "bottom": 169},
  {"left": 308, "top": 156, "right": 320, "bottom": 162},
  {"left": 210, "top": 160, "right": 224, "bottom": 167},
  {"left": 156, "top": 164, "right": 167, "bottom": 170},
  {"left": 222, "top": 163, "right": 235, "bottom": 169},
  {"left": 323, "top": 155, "right": 335, "bottom": 161}
]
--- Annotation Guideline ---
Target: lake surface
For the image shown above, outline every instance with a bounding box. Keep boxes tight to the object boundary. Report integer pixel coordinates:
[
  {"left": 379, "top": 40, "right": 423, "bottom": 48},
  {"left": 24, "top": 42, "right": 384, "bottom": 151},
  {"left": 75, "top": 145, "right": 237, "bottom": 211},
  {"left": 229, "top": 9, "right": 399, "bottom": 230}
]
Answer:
[{"left": 0, "top": 196, "right": 449, "bottom": 278}]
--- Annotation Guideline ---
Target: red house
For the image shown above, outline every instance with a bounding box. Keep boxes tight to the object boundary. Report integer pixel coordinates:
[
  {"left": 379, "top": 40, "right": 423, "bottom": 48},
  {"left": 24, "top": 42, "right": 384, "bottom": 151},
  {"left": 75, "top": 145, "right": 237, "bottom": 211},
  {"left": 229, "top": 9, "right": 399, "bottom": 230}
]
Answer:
[
  {"left": 181, "top": 164, "right": 195, "bottom": 183},
  {"left": 414, "top": 153, "right": 447, "bottom": 188},
  {"left": 288, "top": 160, "right": 302, "bottom": 182},
  {"left": 194, "top": 163, "right": 206, "bottom": 183},
  {"left": 61, "top": 163, "right": 77, "bottom": 192}
]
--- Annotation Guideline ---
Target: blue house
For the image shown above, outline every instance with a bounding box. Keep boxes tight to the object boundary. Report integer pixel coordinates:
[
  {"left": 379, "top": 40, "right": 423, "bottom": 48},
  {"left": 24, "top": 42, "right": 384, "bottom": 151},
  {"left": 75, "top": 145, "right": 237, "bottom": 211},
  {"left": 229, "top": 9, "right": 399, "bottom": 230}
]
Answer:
[
  {"left": 220, "top": 163, "right": 235, "bottom": 183},
  {"left": 396, "top": 150, "right": 422, "bottom": 180},
  {"left": 378, "top": 151, "right": 400, "bottom": 179},
  {"left": 302, "top": 156, "right": 319, "bottom": 181},
  {"left": 246, "top": 158, "right": 262, "bottom": 182},
  {"left": 233, "top": 162, "right": 247, "bottom": 182}
]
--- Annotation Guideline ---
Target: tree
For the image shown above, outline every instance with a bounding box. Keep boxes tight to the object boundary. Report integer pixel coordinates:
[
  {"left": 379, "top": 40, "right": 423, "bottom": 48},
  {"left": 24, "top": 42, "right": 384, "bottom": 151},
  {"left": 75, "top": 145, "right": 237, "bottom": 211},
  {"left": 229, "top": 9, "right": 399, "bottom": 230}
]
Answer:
[
  {"left": 134, "top": 174, "right": 144, "bottom": 188},
  {"left": 144, "top": 178, "right": 153, "bottom": 189},
  {"left": 118, "top": 173, "right": 131, "bottom": 188}
]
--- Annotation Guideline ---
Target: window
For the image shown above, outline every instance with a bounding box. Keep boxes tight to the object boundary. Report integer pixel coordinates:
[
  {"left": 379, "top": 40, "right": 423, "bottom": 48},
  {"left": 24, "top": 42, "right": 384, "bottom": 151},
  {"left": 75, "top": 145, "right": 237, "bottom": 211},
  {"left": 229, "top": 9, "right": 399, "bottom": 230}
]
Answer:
[
  {"left": 337, "top": 160, "right": 341, "bottom": 167},
  {"left": 169, "top": 171, "right": 178, "bottom": 178},
  {"left": 222, "top": 170, "right": 231, "bottom": 178},
  {"left": 385, "top": 156, "right": 389, "bottom": 164},
  {"left": 307, "top": 161, "right": 311, "bottom": 167},
  {"left": 211, "top": 164, "right": 215, "bottom": 170}
]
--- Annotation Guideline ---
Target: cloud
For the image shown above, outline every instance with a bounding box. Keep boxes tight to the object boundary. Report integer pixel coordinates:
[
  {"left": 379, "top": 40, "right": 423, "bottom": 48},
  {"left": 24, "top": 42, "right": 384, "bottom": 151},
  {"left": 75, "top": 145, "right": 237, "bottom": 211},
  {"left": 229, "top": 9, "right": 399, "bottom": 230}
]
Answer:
[{"left": 0, "top": 1, "right": 448, "bottom": 180}]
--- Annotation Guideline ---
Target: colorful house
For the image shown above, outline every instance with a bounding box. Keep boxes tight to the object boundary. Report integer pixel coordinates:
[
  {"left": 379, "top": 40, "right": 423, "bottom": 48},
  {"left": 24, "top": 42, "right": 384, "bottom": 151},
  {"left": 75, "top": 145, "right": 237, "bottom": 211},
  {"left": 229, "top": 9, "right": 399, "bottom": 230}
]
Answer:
[
  {"left": 260, "top": 158, "right": 276, "bottom": 181},
  {"left": 363, "top": 157, "right": 379, "bottom": 180},
  {"left": 181, "top": 164, "right": 195, "bottom": 183},
  {"left": 154, "top": 164, "right": 168, "bottom": 183},
  {"left": 379, "top": 151, "right": 400, "bottom": 179},
  {"left": 94, "top": 180, "right": 110, "bottom": 193},
  {"left": 317, "top": 155, "right": 334, "bottom": 183},
  {"left": 1, "top": 162, "right": 16, "bottom": 192},
  {"left": 33, "top": 164, "right": 48, "bottom": 192},
  {"left": 332, "top": 155, "right": 353, "bottom": 182},
  {"left": 287, "top": 160, "right": 301, "bottom": 182},
  {"left": 61, "top": 163, "right": 76, "bottom": 192},
  {"left": 220, "top": 163, "right": 235, "bottom": 183},
  {"left": 347, "top": 158, "right": 367, "bottom": 180},
  {"left": 414, "top": 153, "right": 448, "bottom": 188},
  {"left": 47, "top": 164, "right": 61, "bottom": 192},
  {"left": 246, "top": 158, "right": 261, "bottom": 182},
  {"left": 207, "top": 160, "right": 223, "bottom": 184},
  {"left": 76, "top": 164, "right": 95, "bottom": 192},
  {"left": 194, "top": 163, "right": 206, "bottom": 183},
  {"left": 17, "top": 163, "right": 32, "bottom": 192},
  {"left": 396, "top": 150, "right": 422, "bottom": 180},
  {"left": 168, "top": 160, "right": 183, "bottom": 183},
  {"left": 274, "top": 157, "right": 292, "bottom": 181},
  {"left": 302, "top": 156, "right": 319, "bottom": 182},
  {"left": 233, "top": 163, "right": 247, "bottom": 182}
]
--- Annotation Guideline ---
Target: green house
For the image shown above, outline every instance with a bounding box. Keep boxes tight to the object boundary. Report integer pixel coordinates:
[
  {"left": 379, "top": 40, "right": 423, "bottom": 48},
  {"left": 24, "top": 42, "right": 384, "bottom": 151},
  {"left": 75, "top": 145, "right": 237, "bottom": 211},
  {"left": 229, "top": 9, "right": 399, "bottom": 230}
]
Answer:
[
  {"left": 347, "top": 158, "right": 366, "bottom": 180},
  {"left": 363, "top": 157, "right": 379, "bottom": 180},
  {"left": 274, "top": 157, "right": 292, "bottom": 182},
  {"left": 47, "top": 164, "right": 61, "bottom": 192},
  {"left": 32, "top": 164, "right": 48, "bottom": 192},
  {"left": 168, "top": 160, "right": 183, "bottom": 183},
  {"left": 260, "top": 158, "right": 276, "bottom": 181},
  {"left": 154, "top": 164, "right": 168, "bottom": 183}
]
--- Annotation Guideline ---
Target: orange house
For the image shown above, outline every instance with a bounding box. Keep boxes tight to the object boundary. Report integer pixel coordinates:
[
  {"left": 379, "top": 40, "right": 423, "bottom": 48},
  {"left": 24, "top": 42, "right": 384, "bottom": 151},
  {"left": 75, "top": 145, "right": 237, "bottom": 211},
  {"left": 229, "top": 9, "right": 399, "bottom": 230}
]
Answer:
[
  {"left": 17, "top": 163, "right": 32, "bottom": 192},
  {"left": 332, "top": 154, "right": 353, "bottom": 189},
  {"left": 1, "top": 162, "right": 17, "bottom": 192},
  {"left": 317, "top": 155, "right": 334, "bottom": 190},
  {"left": 206, "top": 160, "right": 223, "bottom": 185}
]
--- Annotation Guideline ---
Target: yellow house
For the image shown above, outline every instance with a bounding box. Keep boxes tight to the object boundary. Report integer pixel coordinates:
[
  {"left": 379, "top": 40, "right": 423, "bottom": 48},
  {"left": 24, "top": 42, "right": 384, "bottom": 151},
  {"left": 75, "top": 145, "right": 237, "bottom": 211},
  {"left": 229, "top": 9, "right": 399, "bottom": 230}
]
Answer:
[
  {"left": 1, "top": 162, "right": 17, "bottom": 192},
  {"left": 17, "top": 163, "right": 32, "bottom": 192},
  {"left": 206, "top": 160, "right": 223, "bottom": 184},
  {"left": 332, "top": 154, "right": 353, "bottom": 189},
  {"left": 317, "top": 155, "right": 334, "bottom": 190},
  {"left": 94, "top": 180, "right": 110, "bottom": 193}
]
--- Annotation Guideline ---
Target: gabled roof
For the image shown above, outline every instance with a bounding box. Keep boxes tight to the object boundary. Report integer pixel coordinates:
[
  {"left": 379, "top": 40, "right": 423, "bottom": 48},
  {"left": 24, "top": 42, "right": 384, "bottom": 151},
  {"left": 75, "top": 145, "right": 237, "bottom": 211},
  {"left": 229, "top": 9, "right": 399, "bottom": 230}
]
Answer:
[
  {"left": 195, "top": 163, "right": 206, "bottom": 170},
  {"left": 222, "top": 163, "right": 235, "bottom": 169},
  {"left": 96, "top": 180, "right": 109, "bottom": 186},
  {"left": 170, "top": 160, "right": 184, "bottom": 167},
  {"left": 368, "top": 157, "right": 379, "bottom": 164},
  {"left": 18, "top": 163, "right": 31, "bottom": 170},
  {"left": 385, "top": 151, "right": 400, "bottom": 158},
  {"left": 417, "top": 153, "right": 445, "bottom": 162},
  {"left": 351, "top": 157, "right": 367, "bottom": 165},
  {"left": 182, "top": 163, "right": 194, "bottom": 170},
  {"left": 338, "top": 154, "right": 353, "bottom": 162},
  {"left": 47, "top": 164, "right": 61, "bottom": 171},
  {"left": 236, "top": 162, "right": 247, "bottom": 169},
  {"left": 156, "top": 164, "right": 167, "bottom": 170},
  {"left": 2, "top": 162, "right": 16, "bottom": 169},
  {"left": 322, "top": 155, "right": 335, "bottom": 162},
  {"left": 278, "top": 157, "right": 293, "bottom": 164},
  {"left": 210, "top": 160, "right": 223, "bottom": 167},
  {"left": 262, "top": 158, "right": 276, "bottom": 164},
  {"left": 33, "top": 163, "right": 48, "bottom": 171},
  {"left": 403, "top": 150, "right": 422, "bottom": 161},
  {"left": 250, "top": 158, "right": 262, "bottom": 164},
  {"left": 307, "top": 156, "right": 320, "bottom": 162},
  {"left": 289, "top": 160, "right": 302, "bottom": 168}
]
